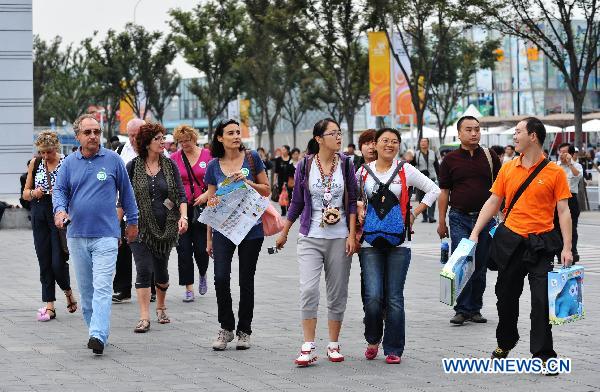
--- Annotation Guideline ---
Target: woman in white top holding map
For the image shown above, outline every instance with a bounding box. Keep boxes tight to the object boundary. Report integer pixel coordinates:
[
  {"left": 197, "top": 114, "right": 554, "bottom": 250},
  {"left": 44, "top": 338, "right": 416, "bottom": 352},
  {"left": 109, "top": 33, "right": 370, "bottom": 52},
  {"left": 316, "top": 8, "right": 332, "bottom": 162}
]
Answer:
[{"left": 203, "top": 119, "right": 270, "bottom": 352}]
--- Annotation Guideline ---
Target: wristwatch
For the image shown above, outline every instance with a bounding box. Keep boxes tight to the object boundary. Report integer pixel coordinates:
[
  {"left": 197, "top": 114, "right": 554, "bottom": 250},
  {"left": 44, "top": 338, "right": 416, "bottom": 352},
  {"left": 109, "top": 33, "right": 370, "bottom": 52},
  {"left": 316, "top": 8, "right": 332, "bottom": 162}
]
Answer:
[
  {"left": 182, "top": 216, "right": 188, "bottom": 221},
  {"left": 29, "top": 189, "right": 34, "bottom": 199}
]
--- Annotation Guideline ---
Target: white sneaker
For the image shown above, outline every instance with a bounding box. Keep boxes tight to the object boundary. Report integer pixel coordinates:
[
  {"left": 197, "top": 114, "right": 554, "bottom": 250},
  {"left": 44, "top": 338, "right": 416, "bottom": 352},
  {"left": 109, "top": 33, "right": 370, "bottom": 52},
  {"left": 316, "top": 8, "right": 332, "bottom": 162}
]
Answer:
[
  {"left": 236, "top": 331, "right": 251, "bottom": 350},
  {"left": 327, "top": 345, "right": 344, "bottom": 362},
  {"left": 295, "top": 343, "right": 317, "bottom": 367},
  {"left": 212, "top": 329, "right": 234, "bottom": 351}
]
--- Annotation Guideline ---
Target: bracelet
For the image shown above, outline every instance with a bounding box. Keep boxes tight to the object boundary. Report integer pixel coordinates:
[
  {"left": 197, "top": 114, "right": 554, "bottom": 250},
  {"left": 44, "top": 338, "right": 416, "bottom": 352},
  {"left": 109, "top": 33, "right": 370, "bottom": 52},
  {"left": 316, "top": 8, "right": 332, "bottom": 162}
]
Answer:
[
  {"left": 182, "top": 216, "right": 188, "bottom": 220},
  {"left": 29, "top": 189, "right": 34, "bottom": 199}
]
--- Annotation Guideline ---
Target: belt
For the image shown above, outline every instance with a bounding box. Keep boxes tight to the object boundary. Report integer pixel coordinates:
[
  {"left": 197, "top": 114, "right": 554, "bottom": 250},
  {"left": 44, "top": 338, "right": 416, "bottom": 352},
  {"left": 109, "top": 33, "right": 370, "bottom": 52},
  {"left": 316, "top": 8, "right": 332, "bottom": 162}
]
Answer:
[{"left": 450, "top": 208, "right": 479, "bottom": 217}]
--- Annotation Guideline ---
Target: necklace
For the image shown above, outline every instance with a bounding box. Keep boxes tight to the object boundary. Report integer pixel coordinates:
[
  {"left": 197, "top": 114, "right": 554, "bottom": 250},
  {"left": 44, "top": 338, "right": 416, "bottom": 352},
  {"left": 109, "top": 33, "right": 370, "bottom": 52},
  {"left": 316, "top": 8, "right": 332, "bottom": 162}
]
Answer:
[{"left": 315, "top": 153, "right": 341, "bottom": 227}]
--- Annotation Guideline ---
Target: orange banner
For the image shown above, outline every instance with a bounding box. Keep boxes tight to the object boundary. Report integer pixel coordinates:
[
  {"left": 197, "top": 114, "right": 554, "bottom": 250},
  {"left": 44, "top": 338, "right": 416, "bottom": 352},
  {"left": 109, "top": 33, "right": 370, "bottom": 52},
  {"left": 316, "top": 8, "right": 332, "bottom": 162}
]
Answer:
[
  {"left": 368, "top": 32, "right": 391, "bottom": 116},
  {"left": 119, "top": 96, "right": 135, "bottom": 135}
]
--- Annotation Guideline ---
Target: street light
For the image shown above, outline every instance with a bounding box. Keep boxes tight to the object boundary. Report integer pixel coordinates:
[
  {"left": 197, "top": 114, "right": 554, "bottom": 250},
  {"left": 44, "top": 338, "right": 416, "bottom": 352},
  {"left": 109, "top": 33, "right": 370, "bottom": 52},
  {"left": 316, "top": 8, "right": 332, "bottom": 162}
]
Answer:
[{"left": 133, "top": 0, "right": 143, "bottom": 24}]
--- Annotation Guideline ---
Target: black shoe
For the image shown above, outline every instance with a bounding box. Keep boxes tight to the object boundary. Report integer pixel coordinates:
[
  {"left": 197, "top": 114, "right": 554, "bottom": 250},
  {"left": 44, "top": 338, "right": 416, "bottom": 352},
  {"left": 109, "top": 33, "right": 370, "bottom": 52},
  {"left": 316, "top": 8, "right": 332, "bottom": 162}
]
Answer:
[
  {"left": 469, "top": 313, "right": 487, "bottom": 323},
  {"left": 150, "top": 294, "right": 156, "bottom": 303},
  {"left": 450, "top": 313, "right": 468, "bottom": 325},
  {"left": 491, "top": 347, "right": 510, "bottom": 359},
  {"left": 421, "top": 218, "right": 428, "bottom": 223},
  {"left": 112, "top": 292, "right": 131, "bottom": 303},
  {"left": 87, "top": 337, "right": 104, "bottom": 355},
  {"left": 428, "top": 219, "right": 437, "bottom": 223},
  {"left": 542, "top": 360, "right": 559, "bottom": 376}
]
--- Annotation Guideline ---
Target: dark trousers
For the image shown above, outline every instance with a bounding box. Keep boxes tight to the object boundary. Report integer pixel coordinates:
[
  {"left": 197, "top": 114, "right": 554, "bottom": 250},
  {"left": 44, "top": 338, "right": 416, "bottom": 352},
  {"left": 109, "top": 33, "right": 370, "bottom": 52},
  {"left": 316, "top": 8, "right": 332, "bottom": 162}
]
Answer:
[
  {"left": 114, "top": 220, "right": 154, "bottom": 296},
  {"left": 177, "top": 221, "right": 209, "bottom": 286},
  {"left": 568, "top": 194, "right": 580, "bottom": 257},
  {"left": 416, "top": 188, "right": 436, "bottom": 221},
  {"left": 31, "top": 198, "right": 71, "bottom": 302},
  {"left": 496, "top": 243, "right": 556, "bottom": 361},
  {"left": 113, "top": 220, "right": 132, "bottom": 296},
  {"left": 449, "top": 209, "right": 494, "bottom": 316},
  {"left": 212, "top": 231, "right": 263, "bottom": 335}
]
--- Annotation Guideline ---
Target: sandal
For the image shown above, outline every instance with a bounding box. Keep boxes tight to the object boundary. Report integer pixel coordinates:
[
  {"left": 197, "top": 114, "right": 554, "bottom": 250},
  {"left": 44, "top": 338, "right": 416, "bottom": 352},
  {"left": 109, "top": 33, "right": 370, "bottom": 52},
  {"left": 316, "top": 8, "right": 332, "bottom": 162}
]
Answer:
[
  {"left": 36, "top": 307, "right": 56, "bottom": 322},
  {"left": 64, "top": 290, "right": 78, "bottom": 313},
  {"left": 156, "top": 307, "right": 170, "bottom": 324},
  {"left": 134, "top": 319, "right": 151, "bottom": 333}
]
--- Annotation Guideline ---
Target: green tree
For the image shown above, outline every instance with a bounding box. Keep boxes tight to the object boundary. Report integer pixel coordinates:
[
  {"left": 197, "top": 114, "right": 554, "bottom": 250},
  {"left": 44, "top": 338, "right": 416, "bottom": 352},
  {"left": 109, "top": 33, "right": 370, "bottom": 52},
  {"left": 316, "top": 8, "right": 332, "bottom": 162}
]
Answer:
[
  {"left": 479, "top": 0, "right": 600, "bottom": 150},
  {"left": 281, "top": 56, "right": 321, "bottom": 148},
  {"left": 33, "top": 35, "right": 67, "bottom": 125},
  {"left": 370, "top": 0, "right": 480, "bottom": 141},
  {"left": 274, "top": 0, "right": 370, "bottom": 142},
  {"left": 242, "top": 0, "right": 292, "bottom": 154},
  {"left": 170, "top": 0, "right": 246, "bottom": 139},
  {"left": 84, "top": 24, "right": 178, "bottom": 123},
  {"left": 149, "top": 69, "right": 181, "bottom": 123},
  {"left": 38, "top": 44, "right": 100, "bottom": 124},
  {"left": 428, "top": 34, "right": 499, "bottom": 142}
]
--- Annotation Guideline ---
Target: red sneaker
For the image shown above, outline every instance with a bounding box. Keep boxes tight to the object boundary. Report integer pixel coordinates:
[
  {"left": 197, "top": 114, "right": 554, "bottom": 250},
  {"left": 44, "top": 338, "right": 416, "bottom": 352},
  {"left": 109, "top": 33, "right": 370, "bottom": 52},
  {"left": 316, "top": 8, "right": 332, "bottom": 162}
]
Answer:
[
  {"left": 365, "top": 346, "right": 378, "bottom": 360},
  {"left": 386, "top": 355, "right": 401, "bottom": 364},
  {"left": 327, "top": 346, "right": 345, "bottom": 362}
]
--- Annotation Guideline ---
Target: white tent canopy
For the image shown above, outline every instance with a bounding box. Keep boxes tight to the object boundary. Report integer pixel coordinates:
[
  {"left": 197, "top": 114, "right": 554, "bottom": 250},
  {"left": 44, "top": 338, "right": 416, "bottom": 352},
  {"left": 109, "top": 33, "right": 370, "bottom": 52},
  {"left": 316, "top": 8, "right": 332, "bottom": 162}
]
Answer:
[
  {"left": 460, "top": 104, "right": 483, "bottom": 119},
  {"left": 502, "top": 124, "right": 563, "bottom": 135},
  {"left": 564, "top": 119, "right": 600, "bottom": 133}
]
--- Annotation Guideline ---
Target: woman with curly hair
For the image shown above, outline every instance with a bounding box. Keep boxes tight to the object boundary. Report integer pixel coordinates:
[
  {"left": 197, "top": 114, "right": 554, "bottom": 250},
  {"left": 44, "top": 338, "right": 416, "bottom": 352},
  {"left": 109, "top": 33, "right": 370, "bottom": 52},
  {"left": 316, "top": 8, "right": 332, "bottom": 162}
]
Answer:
[
  {"left": 23, "top": 131, "right": 77, "bottom": 321},
  {"left": 126, "top": 122, "right": 188, "bottom": 333}
]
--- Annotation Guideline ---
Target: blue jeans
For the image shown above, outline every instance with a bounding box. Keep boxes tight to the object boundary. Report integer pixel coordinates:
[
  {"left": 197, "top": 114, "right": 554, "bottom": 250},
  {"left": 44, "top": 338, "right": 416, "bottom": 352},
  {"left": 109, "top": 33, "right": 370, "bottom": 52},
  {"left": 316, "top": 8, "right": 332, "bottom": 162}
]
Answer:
[
  {"left": 448, "top": 209, "right": 495, "bottom": 316},
  {"left": 359, "top": 246, "right": 411, "bottom": 356},
  {"left": 67, "top": 237, "right": 118, "bottom": 344}
]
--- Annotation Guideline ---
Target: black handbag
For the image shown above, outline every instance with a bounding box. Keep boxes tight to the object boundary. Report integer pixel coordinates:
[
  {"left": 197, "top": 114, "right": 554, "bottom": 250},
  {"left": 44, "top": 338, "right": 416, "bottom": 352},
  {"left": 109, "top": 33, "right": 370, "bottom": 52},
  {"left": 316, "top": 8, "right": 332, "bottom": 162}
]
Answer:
[
  {"left": 43, "top": 159, "right": 69, "bottom": 261},
  {"left": 182, "top": 151, "right": 206, "bottom": 225},
  {"left": 488, "top": 158, "right": 550, "bottom": 271},
  {"left": 271, "top": 183, "right": 280, "bottom": 202}
]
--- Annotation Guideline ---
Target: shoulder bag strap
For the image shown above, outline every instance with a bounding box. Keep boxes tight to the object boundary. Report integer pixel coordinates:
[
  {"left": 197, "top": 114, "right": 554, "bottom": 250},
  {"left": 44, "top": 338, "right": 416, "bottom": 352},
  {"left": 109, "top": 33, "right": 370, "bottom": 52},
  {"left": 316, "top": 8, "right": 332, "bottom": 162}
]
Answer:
[
  {"left": 504, "top": 159, "right": 549, "bottom": 220},
  {"left": 482, "top": 147, "right": 494, "bottom": 184},
  {"left": 44, "top": 160, "right": 53, "bottom": 192},
  {"left": 181, "top": 152, "right": 196, "bottom": 198}
]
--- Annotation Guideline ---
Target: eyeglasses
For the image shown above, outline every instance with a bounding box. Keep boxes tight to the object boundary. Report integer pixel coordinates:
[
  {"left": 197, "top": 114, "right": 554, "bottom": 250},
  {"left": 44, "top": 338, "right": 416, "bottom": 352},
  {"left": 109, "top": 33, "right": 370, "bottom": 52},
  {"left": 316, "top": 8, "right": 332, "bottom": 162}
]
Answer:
[
  {"left": 379, "top": 138, "right": 400, "bottom": 145},
  {"left": 322, "top": 130, "right": 343, "bottom": 138},
  {"left": 81, "top": 129, "right": 101, "bottom": 136},
  {"left": 153, "top": 135, "right": 166, "bottom": 142}
]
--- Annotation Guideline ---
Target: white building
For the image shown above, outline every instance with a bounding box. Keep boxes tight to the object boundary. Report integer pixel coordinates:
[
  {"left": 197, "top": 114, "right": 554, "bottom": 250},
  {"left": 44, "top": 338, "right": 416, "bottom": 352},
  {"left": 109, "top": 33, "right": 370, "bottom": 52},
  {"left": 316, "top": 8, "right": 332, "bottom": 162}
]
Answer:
[{"left": 0, "top": 0, "right": 32, "bottom": 200}]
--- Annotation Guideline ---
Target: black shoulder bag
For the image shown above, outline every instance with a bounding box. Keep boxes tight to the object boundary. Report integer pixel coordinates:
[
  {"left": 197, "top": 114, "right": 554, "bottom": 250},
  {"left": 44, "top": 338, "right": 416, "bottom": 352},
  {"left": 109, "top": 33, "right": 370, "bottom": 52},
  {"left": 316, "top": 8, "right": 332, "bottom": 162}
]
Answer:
[
  {"left": 44, "top": 159, "right": 69, "bottom": 261},
  {"left": 182, "top": 151, "right": 206, "bottom": 225},
  {"left": 488, "top": 159, "right": 550, "bottom": 270}
]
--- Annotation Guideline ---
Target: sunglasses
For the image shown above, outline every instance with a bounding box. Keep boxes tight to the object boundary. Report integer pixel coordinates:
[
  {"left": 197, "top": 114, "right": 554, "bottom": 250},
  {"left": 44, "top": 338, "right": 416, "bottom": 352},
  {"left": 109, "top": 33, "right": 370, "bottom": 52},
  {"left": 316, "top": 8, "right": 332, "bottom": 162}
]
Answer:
[
  {"left": 81, "top": 129, "right": 101, "bottom": 136},
  {"left": 153, "top": 135, "right": 167, "bottom": 142}
]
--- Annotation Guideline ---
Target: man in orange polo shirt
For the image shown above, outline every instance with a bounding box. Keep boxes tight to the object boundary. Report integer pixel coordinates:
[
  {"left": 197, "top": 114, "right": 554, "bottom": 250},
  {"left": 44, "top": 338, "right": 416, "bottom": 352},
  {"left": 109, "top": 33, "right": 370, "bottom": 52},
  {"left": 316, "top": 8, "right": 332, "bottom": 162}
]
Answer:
[{"left": 469, "top": 117, "right": 572, "bottom": 372}]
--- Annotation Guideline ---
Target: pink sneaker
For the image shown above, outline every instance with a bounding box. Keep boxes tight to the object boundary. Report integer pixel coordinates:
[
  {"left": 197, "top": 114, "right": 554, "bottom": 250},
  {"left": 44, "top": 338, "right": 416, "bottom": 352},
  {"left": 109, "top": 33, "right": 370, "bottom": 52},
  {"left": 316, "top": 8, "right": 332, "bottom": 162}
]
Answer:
[{"left": 386, "top": 354, "right": 401, "bottom": 364}]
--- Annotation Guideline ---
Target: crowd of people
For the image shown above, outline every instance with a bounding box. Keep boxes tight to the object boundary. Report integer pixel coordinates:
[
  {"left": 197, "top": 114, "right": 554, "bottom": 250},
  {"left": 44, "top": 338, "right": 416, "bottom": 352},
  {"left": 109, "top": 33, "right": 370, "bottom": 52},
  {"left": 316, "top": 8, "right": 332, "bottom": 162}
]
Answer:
[{"left": 22, "top": 113, "right": 576, "bottom": 375}]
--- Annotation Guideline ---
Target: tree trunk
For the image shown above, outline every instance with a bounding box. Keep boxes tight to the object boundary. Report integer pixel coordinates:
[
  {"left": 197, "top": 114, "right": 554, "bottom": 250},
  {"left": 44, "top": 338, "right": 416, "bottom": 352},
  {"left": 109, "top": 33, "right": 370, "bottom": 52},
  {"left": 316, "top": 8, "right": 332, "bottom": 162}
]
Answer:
[
  {"left": 573, "top": 96, "right": 584, "bottom": 151},
  {"left": 268, "top": 128, "right": 275, "bottom": 158},
  {"left": 346, "top": 111, "right": 355, "bottom": 145},
  {"left": 292, "top": 124, "right": 298, "bottom": 149},
  {"left": 207, "top": 114, "right": 215, "bottom": 141}
]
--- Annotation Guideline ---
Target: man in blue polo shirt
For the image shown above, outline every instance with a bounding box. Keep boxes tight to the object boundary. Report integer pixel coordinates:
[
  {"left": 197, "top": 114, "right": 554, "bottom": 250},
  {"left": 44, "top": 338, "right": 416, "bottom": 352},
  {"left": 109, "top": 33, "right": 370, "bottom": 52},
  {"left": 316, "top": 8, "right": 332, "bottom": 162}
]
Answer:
[{"left": 53, "top": 114, "right": 138, "bottom": 355}]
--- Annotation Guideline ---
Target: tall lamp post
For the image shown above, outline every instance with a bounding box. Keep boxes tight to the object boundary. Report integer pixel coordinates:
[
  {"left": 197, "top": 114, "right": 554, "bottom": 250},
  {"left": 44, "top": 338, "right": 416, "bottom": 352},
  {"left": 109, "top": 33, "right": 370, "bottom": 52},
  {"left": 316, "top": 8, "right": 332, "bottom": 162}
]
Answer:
[{"left": 133, "top": 0, "right": 143, "bottom": 24}]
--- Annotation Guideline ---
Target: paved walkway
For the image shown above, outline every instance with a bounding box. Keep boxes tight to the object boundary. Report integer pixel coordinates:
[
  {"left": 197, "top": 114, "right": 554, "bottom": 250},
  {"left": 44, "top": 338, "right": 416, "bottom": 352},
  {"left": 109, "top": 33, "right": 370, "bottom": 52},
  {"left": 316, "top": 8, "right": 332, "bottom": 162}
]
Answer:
[{"left": 1, "top": 212, "right": 599, "bottom": 391}]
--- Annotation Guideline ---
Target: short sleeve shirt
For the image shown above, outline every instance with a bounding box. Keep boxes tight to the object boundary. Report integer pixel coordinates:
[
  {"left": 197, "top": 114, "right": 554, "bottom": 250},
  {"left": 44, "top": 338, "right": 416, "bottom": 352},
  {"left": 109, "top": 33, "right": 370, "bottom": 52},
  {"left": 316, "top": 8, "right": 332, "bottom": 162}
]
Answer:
[
  {"left": 204, "top": 150, "right": 265, "bottom": 240},
  {"left": 170, "top": 148, "right": 213, "bottom": 202},
  {"left": 491, "top": 155, "right": 571, "bottom": 236}
]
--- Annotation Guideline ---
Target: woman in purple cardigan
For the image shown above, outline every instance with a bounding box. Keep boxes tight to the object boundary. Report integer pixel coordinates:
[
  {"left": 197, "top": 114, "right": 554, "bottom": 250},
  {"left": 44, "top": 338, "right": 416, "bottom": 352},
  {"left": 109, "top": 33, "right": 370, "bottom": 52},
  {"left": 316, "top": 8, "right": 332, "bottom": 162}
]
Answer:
[{"left": 276, "top": 118, "right": 358, "bottom": 367}]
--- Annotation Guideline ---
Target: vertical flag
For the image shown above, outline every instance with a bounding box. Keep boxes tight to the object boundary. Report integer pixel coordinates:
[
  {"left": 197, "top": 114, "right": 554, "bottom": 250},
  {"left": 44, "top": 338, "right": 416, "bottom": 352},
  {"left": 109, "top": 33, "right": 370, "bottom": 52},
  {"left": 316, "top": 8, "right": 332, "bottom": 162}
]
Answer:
[
  {"left": 392, "top": 33, "right": 416, "bottom": 125},
  {"left": 368, "top": 32, "right": 391, "bottom": 116}
]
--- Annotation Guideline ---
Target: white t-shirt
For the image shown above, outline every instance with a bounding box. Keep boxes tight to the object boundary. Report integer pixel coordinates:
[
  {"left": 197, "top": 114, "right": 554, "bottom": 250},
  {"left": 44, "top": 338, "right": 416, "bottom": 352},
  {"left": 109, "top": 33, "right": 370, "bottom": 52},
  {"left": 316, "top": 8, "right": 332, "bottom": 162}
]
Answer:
[
  {"left": 306, "top": 159, "right": 348, "bottom": 239},
  {"left": 357, "top": 160, "right": 441, "bottom": 248}
]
